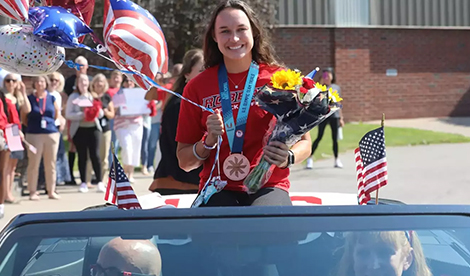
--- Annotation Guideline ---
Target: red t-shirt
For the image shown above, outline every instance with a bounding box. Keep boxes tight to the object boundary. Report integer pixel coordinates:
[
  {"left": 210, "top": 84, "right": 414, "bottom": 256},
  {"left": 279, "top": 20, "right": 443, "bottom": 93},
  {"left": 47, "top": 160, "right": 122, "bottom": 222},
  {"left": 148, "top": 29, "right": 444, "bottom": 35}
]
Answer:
[
  {"left": 0, "top": 99, "right": 20, "bottom": 131},
  {"left": 107, "top": 87, "right": 120, "bottom": 98},
  {"left": 0, "top": 98, "right": 21, "bottom": 144},
  {"left": 176, "top": 63, "right": 290, "bottom": 193},
  {"left": 6, "top": 99, "right": 20, "bottom": 128},
  {"left": 0, "top": 101, "right": 8, "bottom": 132},
  {"left": 157, "top": 82, "right": 173, "bottom": 101}
]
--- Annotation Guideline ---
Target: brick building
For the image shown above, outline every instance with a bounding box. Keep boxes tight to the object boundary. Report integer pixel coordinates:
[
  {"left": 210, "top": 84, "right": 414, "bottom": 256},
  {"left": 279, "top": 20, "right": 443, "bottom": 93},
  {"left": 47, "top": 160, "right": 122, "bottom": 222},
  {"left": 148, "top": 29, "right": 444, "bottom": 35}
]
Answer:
[
  {"left": 6, "top": 0, "right": 470, "bottom": 122},
  {"left": 273, "top": 0, "right": 470, "bottom": 121}
]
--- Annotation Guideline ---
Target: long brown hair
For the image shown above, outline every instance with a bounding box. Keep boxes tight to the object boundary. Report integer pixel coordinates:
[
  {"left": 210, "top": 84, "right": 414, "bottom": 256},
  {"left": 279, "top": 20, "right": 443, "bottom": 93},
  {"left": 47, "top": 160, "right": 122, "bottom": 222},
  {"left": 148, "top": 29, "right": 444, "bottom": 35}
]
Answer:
[
  {"left": 203, "top": 0, "right": 279, "bottom": 68},
  {"left": 165, "top": 49, "right": 204, "bottom": 109}
]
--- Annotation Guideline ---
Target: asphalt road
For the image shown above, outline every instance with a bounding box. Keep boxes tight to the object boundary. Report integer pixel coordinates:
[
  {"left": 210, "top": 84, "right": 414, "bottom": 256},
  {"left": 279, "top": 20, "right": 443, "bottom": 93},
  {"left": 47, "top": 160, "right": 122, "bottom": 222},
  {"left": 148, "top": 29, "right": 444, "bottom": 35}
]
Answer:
[
  {"left": 1, "top": 143, "right": 469, "bottom": 229},
  {"left": 290, "top": 143, "right": 470, "bottom": 204}
]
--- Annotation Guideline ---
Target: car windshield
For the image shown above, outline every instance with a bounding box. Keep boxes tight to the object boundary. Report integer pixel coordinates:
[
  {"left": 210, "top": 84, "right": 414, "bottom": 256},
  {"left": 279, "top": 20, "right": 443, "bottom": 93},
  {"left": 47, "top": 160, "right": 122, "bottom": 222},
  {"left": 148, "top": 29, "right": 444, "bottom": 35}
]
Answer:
[{"left": 2, "top": 212, "right": 470, "bottom": 276}]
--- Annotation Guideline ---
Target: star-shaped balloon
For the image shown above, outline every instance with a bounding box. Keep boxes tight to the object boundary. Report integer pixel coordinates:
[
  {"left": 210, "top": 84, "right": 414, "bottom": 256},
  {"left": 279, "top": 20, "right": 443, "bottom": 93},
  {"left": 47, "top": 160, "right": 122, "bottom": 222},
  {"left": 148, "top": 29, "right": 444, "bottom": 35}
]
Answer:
[
  {"left": 43, "top": 0, "right": 96, "bottom": 43},
  {"left": 28, "top": 6, "right": 93, "bottom": 48}
]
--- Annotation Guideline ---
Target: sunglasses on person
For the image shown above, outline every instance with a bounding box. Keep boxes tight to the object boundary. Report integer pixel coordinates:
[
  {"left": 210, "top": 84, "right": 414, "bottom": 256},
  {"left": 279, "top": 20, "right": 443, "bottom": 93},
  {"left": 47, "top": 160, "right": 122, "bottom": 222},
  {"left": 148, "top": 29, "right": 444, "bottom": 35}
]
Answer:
[
  {"left": 4, "top": 79, "right": 17, "bottom": 83},
  {"left": 90, "top": 264, "right": 156, "bottom": 276},
  {"left": 50, "top": 78, "right": 60, "bottom": 83}
]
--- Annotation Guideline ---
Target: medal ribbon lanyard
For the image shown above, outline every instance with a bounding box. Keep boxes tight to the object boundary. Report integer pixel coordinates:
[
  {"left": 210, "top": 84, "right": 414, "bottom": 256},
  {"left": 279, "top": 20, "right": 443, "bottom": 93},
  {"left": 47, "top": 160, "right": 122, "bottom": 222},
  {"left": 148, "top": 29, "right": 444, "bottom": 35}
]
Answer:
[
  {"left": 217, "top": 61, "right": 259, "bottom": 153},
  {"left": 36, "top": 94, "right": 47, "bottom": 115}
]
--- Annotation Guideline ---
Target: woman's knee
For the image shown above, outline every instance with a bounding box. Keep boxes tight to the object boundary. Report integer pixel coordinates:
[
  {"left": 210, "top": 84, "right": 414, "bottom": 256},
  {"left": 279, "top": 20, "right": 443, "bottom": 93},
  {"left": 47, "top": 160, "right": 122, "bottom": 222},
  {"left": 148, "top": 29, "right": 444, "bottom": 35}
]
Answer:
[{"left": 251, "top": 187, "right": 292, "bottom": 206}]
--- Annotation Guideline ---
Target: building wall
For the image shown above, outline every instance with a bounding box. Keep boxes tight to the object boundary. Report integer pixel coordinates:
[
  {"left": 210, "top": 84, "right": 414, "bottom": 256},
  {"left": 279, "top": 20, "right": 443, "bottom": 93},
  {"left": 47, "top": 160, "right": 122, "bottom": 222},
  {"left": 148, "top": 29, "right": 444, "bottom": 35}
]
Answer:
[
  {"left": 273, "top": 27, "right": 470, "bottom": 121},
  {"left": 32, "top": 26, "right": 470, "bottom": 122}
]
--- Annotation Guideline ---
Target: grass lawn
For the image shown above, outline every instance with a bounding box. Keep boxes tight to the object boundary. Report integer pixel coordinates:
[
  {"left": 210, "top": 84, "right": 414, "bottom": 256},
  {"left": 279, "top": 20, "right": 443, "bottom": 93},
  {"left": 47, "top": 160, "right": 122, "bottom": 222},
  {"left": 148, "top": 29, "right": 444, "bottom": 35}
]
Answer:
[
  {"left": 64, "top": 123, "right": 470, "bottom": 172},
  {"left": 309, "top": 123, "right": 470, "bottom": 161}
]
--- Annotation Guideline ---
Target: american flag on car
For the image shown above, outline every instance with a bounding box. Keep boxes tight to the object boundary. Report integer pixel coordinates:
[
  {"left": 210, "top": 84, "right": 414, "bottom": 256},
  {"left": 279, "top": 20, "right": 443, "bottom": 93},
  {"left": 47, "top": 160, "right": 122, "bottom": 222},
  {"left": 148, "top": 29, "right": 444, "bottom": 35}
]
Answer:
[
  {"left": 355, "top": 126, "right": 388, "bottom": 205},
  {"left": 105, "top": 153, "right": 141, "bottom": 210}
]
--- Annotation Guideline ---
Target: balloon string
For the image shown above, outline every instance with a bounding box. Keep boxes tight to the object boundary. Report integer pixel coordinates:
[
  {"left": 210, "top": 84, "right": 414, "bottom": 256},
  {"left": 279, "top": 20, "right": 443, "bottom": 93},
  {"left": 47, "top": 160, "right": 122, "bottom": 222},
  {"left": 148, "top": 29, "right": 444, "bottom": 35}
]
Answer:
[
  {"left": 191, "top": 135, "right": 223, "bottom": 208},
  {"left": 62, "top": 58, "right": 214, "bottom": 114}
]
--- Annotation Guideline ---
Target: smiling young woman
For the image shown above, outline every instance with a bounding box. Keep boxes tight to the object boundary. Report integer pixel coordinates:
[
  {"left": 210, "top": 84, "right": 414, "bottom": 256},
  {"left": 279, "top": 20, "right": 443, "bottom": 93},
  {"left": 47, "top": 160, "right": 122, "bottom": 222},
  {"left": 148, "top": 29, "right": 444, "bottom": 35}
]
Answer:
[{"left": 176, "top": 0, "right": 312, "bottom": 207}]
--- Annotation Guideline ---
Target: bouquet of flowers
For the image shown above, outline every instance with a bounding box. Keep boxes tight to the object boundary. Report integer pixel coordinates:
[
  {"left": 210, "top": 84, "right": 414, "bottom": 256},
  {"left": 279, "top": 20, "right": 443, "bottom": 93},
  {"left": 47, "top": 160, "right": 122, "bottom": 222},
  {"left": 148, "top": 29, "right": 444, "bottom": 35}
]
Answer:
[{"left": 244, "top": 68, "right": 343, "bottom": 194}]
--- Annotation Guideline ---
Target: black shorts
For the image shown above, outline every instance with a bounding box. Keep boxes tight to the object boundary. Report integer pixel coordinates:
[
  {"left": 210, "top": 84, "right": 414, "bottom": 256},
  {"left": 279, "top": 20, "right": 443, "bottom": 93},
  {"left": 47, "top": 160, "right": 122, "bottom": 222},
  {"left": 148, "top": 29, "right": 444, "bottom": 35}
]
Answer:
[{"left": 200, "top": 187, "right": 292, "bottom": 207}]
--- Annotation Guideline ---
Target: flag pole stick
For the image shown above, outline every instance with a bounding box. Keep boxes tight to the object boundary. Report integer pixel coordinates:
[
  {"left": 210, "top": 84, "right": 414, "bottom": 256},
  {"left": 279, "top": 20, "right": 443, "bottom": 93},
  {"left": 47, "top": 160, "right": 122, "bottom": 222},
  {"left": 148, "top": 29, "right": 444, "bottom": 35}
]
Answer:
[
  {"left": 375, "top": 113, "right": 385, "bottom": 205},
  {"left": 111, "top": 142, "right": 117, "bottom": 198}
]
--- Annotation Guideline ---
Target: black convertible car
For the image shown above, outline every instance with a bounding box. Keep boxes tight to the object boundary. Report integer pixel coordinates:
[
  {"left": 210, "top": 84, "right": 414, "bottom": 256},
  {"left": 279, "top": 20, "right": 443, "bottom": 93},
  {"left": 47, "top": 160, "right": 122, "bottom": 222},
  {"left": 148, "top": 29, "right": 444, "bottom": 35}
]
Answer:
[{"left": 1, "top": 205, "right": 470, "bottom": 276}]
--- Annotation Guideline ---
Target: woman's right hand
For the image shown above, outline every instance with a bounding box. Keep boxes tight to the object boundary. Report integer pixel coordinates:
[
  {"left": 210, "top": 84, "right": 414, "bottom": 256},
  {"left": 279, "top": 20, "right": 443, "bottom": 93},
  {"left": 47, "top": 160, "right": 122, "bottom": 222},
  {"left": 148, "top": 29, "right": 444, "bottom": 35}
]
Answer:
[
  {"left": 205, "top": 110, "right": 224, "bottom": 146},
  {"left": 17, "top": 81, "right": 26, "bottom": 96}
]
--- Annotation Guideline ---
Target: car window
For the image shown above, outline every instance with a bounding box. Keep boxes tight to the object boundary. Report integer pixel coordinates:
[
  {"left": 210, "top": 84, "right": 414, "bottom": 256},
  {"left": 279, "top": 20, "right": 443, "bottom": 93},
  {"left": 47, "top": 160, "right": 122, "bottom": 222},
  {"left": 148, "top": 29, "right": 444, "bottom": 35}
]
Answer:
[{"left": 1, "top": 215, "right": 470, "bottom": 276}]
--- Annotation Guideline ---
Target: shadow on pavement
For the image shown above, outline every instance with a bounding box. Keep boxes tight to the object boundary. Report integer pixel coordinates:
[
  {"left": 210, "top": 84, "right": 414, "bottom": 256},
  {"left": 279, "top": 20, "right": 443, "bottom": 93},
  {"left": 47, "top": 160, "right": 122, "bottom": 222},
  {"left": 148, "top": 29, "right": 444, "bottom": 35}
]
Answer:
[{"left": 437, "top": 117, "right": 470, "bottom": 127}]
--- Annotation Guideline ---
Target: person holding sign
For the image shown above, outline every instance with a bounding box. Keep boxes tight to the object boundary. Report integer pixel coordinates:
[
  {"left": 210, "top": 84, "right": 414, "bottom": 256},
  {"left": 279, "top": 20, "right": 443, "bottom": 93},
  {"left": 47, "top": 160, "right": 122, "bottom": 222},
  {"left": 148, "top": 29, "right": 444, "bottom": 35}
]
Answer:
[
  {"left": 2, "top": 73, "right": 29, "bottom": 204},
  {"left": 176, "top": 0, "right": 311, "bottom": 206},
  {"left": 0, "top": 86, "right": 23, "bottom": 218}
]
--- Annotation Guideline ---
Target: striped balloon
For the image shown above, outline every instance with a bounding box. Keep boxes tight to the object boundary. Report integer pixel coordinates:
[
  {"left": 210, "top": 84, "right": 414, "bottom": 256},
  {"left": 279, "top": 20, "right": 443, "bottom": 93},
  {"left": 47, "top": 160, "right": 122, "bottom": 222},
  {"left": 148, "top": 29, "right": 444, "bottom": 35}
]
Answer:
[
  {"left": 103, "top": 0, "right": 168, "bottom": 89},
  {"left": 0, "top": 0, "right": 29, "bottom": 22}
]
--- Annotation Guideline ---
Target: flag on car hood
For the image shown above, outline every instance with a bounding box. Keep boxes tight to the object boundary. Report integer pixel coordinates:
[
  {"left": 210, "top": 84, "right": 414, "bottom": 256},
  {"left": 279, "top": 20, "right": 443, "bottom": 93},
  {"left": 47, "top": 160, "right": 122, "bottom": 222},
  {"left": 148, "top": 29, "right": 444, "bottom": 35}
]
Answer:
[
  {"left": 105, "top": 153, "right": 142, "bottom": 209},
  {"left": 355, "top": 126, "right": 388, "bottom": 205}
]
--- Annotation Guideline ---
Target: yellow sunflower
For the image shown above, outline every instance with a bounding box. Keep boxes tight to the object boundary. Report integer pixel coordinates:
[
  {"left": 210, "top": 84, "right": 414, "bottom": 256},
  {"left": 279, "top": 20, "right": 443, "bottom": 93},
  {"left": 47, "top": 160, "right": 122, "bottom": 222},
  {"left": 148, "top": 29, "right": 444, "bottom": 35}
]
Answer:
[
  {"left": 270, "top": 69, "right": 303, "bottom": 90},
  {"left": 315, "top": 83, "right": 327, "bottom": 92},
  {"left": 328, "top": 88, "right": 343, "bottom": 103}
]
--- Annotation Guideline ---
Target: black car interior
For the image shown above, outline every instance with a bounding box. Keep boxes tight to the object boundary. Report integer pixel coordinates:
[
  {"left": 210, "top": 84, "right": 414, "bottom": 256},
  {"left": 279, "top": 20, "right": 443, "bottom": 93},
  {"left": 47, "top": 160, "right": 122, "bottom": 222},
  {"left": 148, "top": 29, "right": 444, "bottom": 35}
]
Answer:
[{"left": 6, "top": 229, "right": 469, "bottom": 276}]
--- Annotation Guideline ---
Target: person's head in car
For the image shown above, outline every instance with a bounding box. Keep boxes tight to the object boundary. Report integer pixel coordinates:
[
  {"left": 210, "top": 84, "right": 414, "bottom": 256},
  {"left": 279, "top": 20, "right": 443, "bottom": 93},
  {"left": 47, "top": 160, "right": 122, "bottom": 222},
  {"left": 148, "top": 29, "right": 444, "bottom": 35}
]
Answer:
[
  {"left": 91, "top": 237, "right": 161, "bottom": 276},
  {"left": 337, "top": 231, "right": 432, "bottom": 276}
]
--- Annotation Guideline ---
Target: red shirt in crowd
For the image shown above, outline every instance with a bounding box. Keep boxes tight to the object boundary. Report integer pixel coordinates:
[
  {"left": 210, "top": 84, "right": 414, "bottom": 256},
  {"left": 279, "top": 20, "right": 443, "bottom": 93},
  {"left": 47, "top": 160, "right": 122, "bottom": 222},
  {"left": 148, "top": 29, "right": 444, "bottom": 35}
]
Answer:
[
  {"left": 157, "top": 82, "right": 173, "bottom": 102},
  {"left": 0, "top": 98, "right": 20, "bottom": 131},
  {"left": 6, "top": 99, "right": 20, "bottom": 128},
  {"left": 0, "top": 98, "right": 21, "bottom": 145},
  {"left": 107, "top": 87, "right": 120, "bottom": 98},
  {"left": 176, "top": 63, "right": 289, "bottom": 193}
]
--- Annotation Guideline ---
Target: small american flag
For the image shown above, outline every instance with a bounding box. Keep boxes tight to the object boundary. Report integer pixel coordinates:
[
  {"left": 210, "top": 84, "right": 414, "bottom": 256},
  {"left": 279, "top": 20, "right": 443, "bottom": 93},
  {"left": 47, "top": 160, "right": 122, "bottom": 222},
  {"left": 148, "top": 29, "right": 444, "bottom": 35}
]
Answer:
[
  {"left": 355, "top": 127, "right": 388, "bottom": 205},
  {"left": 105, "top": 153, "right": 142, "bottom": 209},
  {"left": 103, "top": 0, "right": 168, "bottom": 89}
]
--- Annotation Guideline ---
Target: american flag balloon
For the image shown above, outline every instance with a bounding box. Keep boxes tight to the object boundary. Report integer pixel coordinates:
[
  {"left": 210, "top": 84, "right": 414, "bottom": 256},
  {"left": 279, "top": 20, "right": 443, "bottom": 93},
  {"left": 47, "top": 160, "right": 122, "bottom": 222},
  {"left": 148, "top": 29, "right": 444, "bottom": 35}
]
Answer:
[
  {"left": 0, "top": 0, "right": 29, "bottom": 22},
  {"left": 103, "top": 0, "right": 168, "bottom": 89}
]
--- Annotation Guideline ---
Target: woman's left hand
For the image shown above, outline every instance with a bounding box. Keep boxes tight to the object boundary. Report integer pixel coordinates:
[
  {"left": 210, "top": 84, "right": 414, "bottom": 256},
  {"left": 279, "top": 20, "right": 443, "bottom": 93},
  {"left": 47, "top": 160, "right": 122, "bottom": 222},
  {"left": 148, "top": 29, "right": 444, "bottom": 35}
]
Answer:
[
  {"left": 263, "top": 141, "right": 289, "bottom": 168},
  {"left": 59, "top": 116, "right": 66, "bottom": 132},
  {"left": 340, "top": 118, "right": 345, "bottom": 127}
]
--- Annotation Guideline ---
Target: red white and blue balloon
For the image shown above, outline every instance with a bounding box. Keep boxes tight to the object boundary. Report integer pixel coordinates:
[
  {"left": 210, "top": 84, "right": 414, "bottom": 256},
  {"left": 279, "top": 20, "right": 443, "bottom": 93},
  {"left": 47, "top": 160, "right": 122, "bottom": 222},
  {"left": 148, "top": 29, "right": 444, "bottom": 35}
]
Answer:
[
  {"left": 103, "top": 0, "right": 168, "bottom": 89},
  {"left": 0, "top": 0, "right": 29, "bottom": 22},
  {"left": 0, "top": 24, "right": 65, "bottom": 76}
]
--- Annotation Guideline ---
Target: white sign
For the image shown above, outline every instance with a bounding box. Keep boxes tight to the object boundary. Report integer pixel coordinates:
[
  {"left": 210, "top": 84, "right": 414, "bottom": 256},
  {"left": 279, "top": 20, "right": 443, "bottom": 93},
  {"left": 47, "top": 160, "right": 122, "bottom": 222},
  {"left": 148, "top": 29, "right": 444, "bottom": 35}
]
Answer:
[{"left": 117, "top": 88, "right": 151, "bottom": 116}]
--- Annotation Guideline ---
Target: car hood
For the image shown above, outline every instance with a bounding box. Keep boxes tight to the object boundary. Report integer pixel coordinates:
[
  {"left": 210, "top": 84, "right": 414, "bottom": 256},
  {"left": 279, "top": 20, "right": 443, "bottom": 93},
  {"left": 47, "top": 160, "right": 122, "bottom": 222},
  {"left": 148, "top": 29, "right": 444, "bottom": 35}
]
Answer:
[{"left": 137, "top": 192, "right": 360, "bottom": 209}]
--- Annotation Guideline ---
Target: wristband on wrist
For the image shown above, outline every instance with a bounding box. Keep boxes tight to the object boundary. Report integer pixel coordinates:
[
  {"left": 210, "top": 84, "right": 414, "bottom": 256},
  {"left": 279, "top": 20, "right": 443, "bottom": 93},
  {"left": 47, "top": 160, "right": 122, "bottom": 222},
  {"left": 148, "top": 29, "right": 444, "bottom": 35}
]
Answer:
[
  {"left": 193, "top": 142, "right": 208, "bottom": 161},
  {"left": 202, "top": 132, "right": 217, "bottom": 150}
]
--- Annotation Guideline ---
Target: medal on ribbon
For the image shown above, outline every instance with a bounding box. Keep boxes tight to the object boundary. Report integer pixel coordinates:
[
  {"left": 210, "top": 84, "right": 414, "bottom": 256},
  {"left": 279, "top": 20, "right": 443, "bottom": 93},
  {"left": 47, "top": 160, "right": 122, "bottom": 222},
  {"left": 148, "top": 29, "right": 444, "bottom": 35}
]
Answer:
[{"left": 218, "top": 61, "right": 259, "bottom": 181}]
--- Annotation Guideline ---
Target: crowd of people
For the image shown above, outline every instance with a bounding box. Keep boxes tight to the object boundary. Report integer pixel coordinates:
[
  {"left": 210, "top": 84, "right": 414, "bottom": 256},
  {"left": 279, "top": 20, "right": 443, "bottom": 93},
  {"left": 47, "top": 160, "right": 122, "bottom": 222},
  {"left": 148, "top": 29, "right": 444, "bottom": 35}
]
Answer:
[
  {"left": 0, "top": 0, "right": 349, "bottom": 218},
  {"left": 0, "top": 55, "right": 184, "bottom": 218}
]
